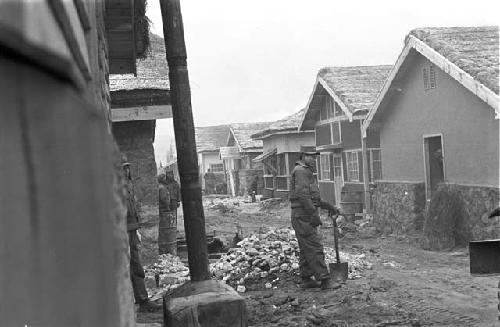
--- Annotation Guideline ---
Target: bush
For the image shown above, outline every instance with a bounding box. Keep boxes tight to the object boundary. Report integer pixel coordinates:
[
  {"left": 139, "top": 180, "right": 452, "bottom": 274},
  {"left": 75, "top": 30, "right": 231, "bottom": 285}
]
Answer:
[{"left": 422, "top": 184, "right": 471, "bottom": 250}]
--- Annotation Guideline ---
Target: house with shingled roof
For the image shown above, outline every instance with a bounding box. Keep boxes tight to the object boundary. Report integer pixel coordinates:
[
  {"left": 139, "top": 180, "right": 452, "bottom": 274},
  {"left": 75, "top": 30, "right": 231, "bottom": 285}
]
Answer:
[
  {"left": 362, "top": 26, "right": 499, "bottom": 239},
  {"left": 300, "top": 65, "right": 392, "bottom": 218},
  {"left": 110, "top": 33, "right": 172, "bottom": 205},
  {"left": 251, "top": 108, "right": 315, "bottom": 199},
  {"left": 195, "top": 124, "right": 231, "bottom": 193},
  {"left": 221, "top": 122, "right": 272, "bottom": 196}
]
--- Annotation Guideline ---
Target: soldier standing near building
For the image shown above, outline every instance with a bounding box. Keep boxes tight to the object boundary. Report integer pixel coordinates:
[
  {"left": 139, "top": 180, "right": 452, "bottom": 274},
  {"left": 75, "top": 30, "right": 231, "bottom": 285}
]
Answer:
[
  {"left": 122, "top": 157, "right": 161, "bottom": 312},
  {"left": 289, "top": 146, "right": 341, "bottom": 290},
  {"left": 158, "top": 170, "right": 181, "bottom": 255}
]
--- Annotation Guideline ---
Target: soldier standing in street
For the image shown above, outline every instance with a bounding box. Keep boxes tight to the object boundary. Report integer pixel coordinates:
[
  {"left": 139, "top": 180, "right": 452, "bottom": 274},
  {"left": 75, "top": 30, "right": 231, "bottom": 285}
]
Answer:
[
  {"left": 123, "top": 157, "right": 161, "bottom": 312},
  {"left": 289, "top": 146, "right": 341, "bottom": 290},
  {"left": 158, "top": 170, "right": 181, "bottom": 255}
]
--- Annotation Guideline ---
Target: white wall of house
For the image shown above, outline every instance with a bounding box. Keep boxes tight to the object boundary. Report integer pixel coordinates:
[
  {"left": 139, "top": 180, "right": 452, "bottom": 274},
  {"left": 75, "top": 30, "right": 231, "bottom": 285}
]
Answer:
[{"left": 262, "top": 132, "right": 315, "bottom": 154}]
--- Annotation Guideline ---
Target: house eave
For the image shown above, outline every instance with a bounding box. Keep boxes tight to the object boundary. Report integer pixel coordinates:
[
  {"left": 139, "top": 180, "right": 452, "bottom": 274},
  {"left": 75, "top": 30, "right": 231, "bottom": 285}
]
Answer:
[{"left": 362, "top": 34, "right": 500, "bottom": 138}]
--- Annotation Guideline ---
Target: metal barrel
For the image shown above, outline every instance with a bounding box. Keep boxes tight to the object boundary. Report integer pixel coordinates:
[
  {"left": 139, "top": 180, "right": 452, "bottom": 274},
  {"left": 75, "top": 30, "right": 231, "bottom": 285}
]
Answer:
[{"left": 158, "top": 210, "right": 177, "bottom": 255}]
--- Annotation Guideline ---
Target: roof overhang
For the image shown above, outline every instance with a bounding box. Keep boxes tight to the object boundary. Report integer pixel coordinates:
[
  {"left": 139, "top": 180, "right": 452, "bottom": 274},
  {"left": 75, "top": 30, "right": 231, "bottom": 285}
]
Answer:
[
  {"left": 299, "top": 76, "right": 353, "bottom": 131},
  {"left": 111, "top": 105, "right": 172, "bottom": 121},
  {"left": 252, "top": 148, "right": 277, "bottom": 163},
  {"left": 220, "top": 146, "right": 241, "bottom": 159},
  {"left": 362, "top": 35, "right": 500, "bottom": 138}
]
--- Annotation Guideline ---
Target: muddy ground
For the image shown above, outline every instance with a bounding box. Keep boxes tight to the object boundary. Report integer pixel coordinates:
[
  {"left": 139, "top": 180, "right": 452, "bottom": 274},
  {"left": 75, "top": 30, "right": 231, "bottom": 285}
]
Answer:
[{"left": 137, "top": 196, "right": 499, "bottom": 326}]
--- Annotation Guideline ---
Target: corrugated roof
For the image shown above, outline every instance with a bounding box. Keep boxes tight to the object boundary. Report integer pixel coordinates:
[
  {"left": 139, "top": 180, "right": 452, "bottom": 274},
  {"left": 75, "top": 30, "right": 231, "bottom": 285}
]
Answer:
[
  {"left": 409, "top": 26, "right": 499, "bottom": 94},
  {"left": 110, "top": 33, "right": 170, "bottom": 91},
  {"left": 251, "top": 108, "right": 306, "bottom": 139},
  {"left": 318, "top": 65, "right": 393, "bottom": 113},
  {"left": 195, "top": 125, "right": 231, "bottom": 153},
  {"left": 230, "top": 122, "right": 272, "bottom": 151}
]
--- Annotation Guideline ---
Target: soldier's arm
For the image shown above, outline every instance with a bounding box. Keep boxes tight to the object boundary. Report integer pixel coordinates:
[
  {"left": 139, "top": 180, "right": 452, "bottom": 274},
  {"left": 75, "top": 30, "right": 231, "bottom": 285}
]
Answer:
[{"left": 292, "top": 169, "right": 316, "bottom": 214}]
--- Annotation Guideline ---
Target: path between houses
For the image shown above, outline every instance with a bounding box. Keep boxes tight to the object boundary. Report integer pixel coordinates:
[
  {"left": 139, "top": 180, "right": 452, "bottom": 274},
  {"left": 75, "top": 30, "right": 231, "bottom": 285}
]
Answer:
[{"left": 137, "top": 198, "right": 498, "bottom": 326}]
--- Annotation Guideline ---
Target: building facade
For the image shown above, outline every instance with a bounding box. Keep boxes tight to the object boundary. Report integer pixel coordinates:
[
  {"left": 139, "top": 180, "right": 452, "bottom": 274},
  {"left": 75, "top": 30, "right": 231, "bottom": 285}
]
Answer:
[
  {"left": 363, "top": 26, "right": 499, "bottom": 238},
  {"left": 300, "top": 66, "right": 391, "bottom": 218}
]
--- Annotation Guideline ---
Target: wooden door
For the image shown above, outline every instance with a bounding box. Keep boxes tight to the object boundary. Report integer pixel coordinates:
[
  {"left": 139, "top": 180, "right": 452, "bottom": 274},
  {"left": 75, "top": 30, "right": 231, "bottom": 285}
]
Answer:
[
  {"left": 424, "top": 135, "right": 445, "bottom": 199},
  {"left": 332, "top": 154, "right": 344, "bottom": 205}
]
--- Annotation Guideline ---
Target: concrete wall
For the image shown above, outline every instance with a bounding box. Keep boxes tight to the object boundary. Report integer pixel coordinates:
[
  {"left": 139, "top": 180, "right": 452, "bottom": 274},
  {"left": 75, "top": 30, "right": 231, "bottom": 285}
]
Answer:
[
  {"left": 379, "top": 53, "right": 499, "bottom": 187},
  {"left": 113, "top": 120, "right": 158, "bottom": 206}
]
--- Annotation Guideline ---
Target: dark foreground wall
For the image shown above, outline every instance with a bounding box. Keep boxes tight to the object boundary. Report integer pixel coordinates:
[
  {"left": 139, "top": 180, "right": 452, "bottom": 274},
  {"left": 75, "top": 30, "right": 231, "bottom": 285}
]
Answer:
[{"left": 113, "top": 120, "right": 158, "bottom": 206}]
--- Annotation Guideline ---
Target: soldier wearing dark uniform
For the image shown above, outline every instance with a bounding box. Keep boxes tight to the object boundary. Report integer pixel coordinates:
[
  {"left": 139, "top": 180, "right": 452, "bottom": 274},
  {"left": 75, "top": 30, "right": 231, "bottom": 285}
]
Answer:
[
  {"left": 289, "top": 146, "right": 341, "bottom": 290},
  {"left": 122, "top": 157, "right": 161, "bottom": 312}
]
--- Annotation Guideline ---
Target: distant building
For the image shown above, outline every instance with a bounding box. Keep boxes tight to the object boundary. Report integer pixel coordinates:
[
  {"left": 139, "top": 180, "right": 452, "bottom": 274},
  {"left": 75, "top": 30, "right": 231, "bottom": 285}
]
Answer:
[
  {"left": 362, "top": 26, "right": 499, "bottom": 237},
  {"left": 300, "top": 65, "right": 391, "bottom": 218},
  {"left": 195, "top": 124, "right": 231, "bottom": 193},
  {"left": 221, "top": 122, "right": 272, "bottom": 197},
  {"left": 251, "top": 109, "right": 315, "bottom": 199},
  {"left": 110, "top": 33, "right": 172, "bottom": 206}
]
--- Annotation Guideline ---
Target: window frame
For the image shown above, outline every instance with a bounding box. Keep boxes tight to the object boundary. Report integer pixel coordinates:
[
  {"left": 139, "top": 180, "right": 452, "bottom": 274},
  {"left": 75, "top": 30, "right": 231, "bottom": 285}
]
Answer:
[
  {"left": 319, "top": 153, "right": 331, "bottom": 181},
  {"left": 346, "top": 151, "right": 360, "bottom": 182},
  {"left": 209, "top": 163, "right": 224, "bottom": 173}
]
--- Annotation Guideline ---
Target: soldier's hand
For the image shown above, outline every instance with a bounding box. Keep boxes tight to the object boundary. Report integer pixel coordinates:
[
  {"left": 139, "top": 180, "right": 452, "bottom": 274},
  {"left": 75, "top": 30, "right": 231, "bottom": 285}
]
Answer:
[{"left": 310, "top": 212, "right": 322, "bottom": 227}]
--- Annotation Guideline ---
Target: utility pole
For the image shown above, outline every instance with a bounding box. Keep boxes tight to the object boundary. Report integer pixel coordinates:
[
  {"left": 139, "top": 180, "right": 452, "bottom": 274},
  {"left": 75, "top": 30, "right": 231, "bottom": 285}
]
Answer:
[{"left": 159, "top": 0, "right": 209, "bottom": 281}]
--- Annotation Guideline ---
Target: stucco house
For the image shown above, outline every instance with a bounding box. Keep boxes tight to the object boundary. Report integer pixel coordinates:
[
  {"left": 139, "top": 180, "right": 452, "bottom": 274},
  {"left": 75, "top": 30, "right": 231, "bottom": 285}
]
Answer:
[
  {"left": 299, "top": 66, "right": 392, "bottom": 217},
  {"left": 220, "top": 122, "right": 272, "bottom": 197},
  {"left": 251, "top": 109, "right": 315, "bottom": 199},
  {"left": 195, "top": 124, "right": 231, "bottom": 193},
  {"left": 362, "top": 26, "right": 499, "bottom": 238},
  {"left": 110, "top": 33, "right": 172, "bottom": 206}
]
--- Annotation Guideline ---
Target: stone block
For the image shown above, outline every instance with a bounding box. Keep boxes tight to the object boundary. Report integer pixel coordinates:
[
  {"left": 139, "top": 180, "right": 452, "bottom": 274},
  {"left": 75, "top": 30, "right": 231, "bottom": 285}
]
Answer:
[{"left": 163, "top": 280, "right": 248, "bottom": 327}]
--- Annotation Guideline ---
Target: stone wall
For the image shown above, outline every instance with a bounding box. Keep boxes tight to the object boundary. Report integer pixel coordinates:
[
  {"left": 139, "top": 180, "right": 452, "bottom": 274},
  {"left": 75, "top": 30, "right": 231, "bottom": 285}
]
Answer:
[
  {"left": 442, "top": 183, "right": 500, "bottom": 241},
  {"left": 112, "top": 120, "right": 158, "bottom": 206},
  {"left": 373, "top": 181, "right": 426, "bottom": 234}
]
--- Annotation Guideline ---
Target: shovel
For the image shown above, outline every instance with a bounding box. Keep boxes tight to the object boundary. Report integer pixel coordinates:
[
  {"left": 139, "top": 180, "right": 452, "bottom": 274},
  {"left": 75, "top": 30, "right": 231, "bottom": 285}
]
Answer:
[{"left": 329, "top": 213, "right": 349, "bottom": 283}]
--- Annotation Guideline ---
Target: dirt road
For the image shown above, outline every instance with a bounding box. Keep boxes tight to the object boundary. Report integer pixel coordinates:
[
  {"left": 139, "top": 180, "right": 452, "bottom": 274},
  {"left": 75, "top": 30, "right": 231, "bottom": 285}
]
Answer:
[{"left": 138, "top": 197, "right": 498, "bottom": 326}]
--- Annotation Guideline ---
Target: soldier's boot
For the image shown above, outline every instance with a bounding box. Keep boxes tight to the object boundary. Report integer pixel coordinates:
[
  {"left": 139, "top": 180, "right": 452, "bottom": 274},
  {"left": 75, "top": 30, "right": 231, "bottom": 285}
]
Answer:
[
  {"left": 320, "top": 278, "right": 341, "bottom": 290},
  {"left": 300, "top": 277, "right": 321, "bottom": 289}
]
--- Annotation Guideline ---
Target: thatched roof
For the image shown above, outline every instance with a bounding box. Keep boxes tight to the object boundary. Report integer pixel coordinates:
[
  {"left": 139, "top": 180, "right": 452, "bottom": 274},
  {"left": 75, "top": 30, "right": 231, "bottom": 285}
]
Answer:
[
  {"left": 230, "top": 122, "right": 272, "bottom": 151},
  {"left": 409, "top": 26, "right": 499, "bottom": 94},
  {"left": 318, "top": 65, "right": 393, "bottom": 113},
  {"left": 134, "top": 0, "right": 150, "bottom": 59},
  {"left": 251, "top": 109, "right": 307, "bottom": 139},
  {"left": 195, "top": 125, "right": 231, "bottom": 153},
  {"left": 110, "top": 33, "right": 169, "bottom": 91}
]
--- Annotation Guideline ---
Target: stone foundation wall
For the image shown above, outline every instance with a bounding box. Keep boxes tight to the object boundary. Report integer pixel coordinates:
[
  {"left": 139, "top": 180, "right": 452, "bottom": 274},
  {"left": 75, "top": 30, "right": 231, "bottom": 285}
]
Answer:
[
  {"left": 443, "top": 183, "right": 500, "bottom": 241},
  {"left": 238, "top": 169, "right": 264, "bottom": 196},
  {"left": 373, "top": 181, "right": 426, "bottom": 234},
  {"left": 112, "top": 120, "right": 158, "bottom": 206}
]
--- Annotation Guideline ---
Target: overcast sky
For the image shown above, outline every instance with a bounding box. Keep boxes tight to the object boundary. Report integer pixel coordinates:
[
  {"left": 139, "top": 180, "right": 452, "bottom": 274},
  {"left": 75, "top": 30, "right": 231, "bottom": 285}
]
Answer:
[{"left": 150, "top": 0, "right": 499, "bottom": 164}]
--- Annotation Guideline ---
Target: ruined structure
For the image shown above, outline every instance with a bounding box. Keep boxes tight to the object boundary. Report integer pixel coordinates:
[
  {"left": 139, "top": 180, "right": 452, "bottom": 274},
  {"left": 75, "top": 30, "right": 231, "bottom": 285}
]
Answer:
[{"left": 110, "top": 33, "right": 172, "bottom": 206}]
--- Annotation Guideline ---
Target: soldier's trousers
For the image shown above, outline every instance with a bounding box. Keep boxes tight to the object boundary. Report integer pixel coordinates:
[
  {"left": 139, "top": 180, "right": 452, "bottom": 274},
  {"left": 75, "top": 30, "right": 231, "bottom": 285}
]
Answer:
[
  {"left": 128, "top": 230, "right": 149, "bottom": 303},
  {"left": 291, "top": 208, "right": 329, "bottom": 281}
]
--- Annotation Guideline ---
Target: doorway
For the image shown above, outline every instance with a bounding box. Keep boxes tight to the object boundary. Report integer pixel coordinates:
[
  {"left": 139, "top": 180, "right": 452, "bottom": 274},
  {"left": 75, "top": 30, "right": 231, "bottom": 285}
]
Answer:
[
  {"left": 332, "top": 153, "right": 344, "bottom": 205},
  {"left": 423, "top": 134, "right": 445, "bottom": 199}
]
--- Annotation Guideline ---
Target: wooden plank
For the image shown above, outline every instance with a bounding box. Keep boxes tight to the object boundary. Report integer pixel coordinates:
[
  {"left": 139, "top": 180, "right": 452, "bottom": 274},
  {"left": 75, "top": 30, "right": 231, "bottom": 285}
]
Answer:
[{"left": 111, "top": 105, "right": 173, "bottom": 121}]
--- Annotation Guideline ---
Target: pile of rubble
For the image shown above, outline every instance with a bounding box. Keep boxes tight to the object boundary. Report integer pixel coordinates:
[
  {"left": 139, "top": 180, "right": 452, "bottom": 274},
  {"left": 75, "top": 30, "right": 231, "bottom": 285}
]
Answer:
[
  {"left": 144, "top": 228, "right": 373, "bottom": 294},
  {"left": 209, "top": 228, "right": 372, "bottom": 292},
  {"left": 144, "top": 253, "right": 189, "bottom": 291}
]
